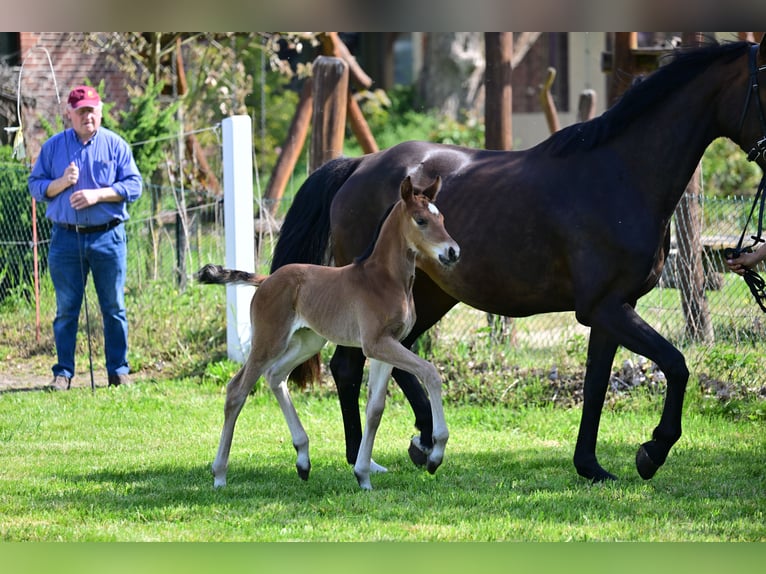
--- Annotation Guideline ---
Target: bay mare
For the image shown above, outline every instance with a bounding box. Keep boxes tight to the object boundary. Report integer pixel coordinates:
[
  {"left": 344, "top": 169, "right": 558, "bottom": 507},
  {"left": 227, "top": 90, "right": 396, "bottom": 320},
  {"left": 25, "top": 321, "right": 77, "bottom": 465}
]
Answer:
[
  {"left": 271, "top": 37, "right": 766, "bottom": 483},
  {"left": 198, "top": 176, "right": 460, "bottom": 489}
]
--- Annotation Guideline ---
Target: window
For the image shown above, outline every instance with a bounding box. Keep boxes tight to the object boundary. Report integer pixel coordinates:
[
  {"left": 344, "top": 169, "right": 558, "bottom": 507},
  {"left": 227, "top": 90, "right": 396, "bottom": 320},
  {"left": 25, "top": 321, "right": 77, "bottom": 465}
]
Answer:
[{"left": 0, "top": 33, "right": 20, "bottom": 66}]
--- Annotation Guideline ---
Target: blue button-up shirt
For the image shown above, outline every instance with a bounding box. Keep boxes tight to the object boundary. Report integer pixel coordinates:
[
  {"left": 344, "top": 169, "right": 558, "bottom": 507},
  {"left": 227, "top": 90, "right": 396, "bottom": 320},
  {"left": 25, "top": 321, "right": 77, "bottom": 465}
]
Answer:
[{"left": 28, "top": 127, "right": 143, "bottom": 226}]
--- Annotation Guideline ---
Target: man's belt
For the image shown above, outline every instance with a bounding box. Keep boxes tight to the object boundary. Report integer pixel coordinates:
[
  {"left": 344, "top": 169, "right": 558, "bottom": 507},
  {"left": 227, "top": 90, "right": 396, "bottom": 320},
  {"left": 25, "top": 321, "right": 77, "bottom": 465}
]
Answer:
[{"left": 57, "top": 219, "right": 122, "bottom": 233}]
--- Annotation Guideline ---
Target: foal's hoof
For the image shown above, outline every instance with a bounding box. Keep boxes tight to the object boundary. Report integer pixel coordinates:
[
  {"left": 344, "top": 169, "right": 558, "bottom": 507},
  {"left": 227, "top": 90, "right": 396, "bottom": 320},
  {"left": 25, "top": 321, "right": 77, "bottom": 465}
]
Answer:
[
  {"left": 354, "top": 470, "right": 373, "bottom": 491},
  {"left": 636, "top": 443, "right": 661, "bottom": 480},
  {"left": 408, "top": 436, "right": 428, "bottom": 467},
  {"left": 296, "top": 463, "right": 311, "bottom": 481},
  {"left": 370, "top": 459, "right": 388, "bottom": 474}
]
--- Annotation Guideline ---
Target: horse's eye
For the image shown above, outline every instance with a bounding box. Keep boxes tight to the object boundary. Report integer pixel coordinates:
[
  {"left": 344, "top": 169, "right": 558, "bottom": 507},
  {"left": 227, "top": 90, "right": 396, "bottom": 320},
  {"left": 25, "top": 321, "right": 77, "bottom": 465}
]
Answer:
[{"left": 414, "top": 217, "right": 427, "bottom": 226}]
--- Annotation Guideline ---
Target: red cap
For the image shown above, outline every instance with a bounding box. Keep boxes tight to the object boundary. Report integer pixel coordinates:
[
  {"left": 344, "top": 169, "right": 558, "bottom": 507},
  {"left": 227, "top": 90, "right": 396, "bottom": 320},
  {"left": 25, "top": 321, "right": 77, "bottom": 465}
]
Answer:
[{"left": 67, "top": 85, "right": 101, "bottom": 109}]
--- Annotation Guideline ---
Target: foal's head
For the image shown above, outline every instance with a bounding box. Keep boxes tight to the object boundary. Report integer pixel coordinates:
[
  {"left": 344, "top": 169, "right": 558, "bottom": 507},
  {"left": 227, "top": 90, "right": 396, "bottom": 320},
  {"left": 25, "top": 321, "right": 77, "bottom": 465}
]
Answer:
[{"left": 399, "top": 175, "right": 460, "bottom": 267}]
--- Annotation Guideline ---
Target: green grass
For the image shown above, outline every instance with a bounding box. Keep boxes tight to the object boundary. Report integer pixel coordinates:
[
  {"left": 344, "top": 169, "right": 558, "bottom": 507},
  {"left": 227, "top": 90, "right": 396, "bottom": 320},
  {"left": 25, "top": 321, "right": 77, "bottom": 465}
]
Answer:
[{"left": 1, "top": 379, "right": 764, "bottom": 542}]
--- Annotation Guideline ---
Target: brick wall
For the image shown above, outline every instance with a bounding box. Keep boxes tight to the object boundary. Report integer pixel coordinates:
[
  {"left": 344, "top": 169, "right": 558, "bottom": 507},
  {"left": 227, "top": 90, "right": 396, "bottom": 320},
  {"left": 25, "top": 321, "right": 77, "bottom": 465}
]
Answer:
[{"left": 17, "top": 32, "right": 129, "bottom": 161}]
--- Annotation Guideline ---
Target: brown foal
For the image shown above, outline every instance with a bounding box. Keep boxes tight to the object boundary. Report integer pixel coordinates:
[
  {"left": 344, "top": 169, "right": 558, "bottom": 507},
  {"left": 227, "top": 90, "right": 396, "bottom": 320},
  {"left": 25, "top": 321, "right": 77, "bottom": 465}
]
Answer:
[{"left": 197, "top": 175, "right": 460, "bottom": 489}]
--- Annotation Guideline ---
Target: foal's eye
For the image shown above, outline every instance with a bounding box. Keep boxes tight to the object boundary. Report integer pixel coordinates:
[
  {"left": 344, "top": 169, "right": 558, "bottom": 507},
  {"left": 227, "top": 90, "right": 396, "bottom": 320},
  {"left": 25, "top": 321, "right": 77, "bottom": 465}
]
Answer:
[{"left": 414, "top": 217, "right": 427, "bottom": 226}]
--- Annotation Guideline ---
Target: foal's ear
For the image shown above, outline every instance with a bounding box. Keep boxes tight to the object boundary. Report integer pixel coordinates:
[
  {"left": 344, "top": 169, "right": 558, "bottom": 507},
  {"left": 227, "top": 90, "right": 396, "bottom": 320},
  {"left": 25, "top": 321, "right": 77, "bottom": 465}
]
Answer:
[
  {"left": 400, "top": 175, "right": 414, "bottom": 202},
  {"left": 423, "top": 175, "right": 442, "bottom": 202}
]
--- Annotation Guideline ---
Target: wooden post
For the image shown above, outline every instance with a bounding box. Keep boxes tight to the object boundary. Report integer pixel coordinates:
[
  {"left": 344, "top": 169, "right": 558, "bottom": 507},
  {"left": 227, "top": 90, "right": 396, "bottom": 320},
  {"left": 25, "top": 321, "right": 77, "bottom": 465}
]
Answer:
[
  {"left": 347, "top": 94, "right": 378, "bottom": 154},
  {"left": 310, "top": 56, "right": 349, "bottom": 172},
  {"left": 263, "top": 80, "right": 313, "bottom": 213},
  {"left": 674, "top": 31, "right": 713, "bottom": 342},
  {"left": 484, "top": 32, "right": 512, "bottom": 151},
  {"left": 577, "top": 89, "right": 597, "bottom": 122},
  {"left": 608, "top": 32, "right": 637, "bottom": 106},
  {"left": 483, "top": 32, "right": 515, "bottom": 344},
  {"left": 539, "top": 67, "right": 560, "bottom": 134}
]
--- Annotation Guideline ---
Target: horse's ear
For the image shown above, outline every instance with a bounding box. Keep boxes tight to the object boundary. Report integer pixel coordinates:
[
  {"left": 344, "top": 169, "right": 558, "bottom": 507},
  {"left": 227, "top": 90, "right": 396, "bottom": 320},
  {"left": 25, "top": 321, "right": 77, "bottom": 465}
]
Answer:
[
  {"left": 400, "top": 175, "right": 414, "bottom": 202},
  {"left": 423, "top": 175, "right": 442, "bottom": 202}
]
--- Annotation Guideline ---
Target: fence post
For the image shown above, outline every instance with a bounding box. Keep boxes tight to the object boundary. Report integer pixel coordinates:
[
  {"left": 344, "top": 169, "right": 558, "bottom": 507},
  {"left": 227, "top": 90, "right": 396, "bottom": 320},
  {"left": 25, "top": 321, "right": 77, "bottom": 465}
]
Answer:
[
  {"left": 222, "top": 115, "right": 255, "bottom": 362},
  {"left": 310, "top": 56, "right": 349, "bottom": 172}
]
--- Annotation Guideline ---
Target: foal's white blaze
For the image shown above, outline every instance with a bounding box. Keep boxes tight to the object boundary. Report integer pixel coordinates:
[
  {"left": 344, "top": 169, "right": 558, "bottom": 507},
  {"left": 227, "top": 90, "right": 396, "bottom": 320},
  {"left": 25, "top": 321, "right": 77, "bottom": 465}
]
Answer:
[{"left": 427, "top": 202, "right": 440, "bottom": 215}]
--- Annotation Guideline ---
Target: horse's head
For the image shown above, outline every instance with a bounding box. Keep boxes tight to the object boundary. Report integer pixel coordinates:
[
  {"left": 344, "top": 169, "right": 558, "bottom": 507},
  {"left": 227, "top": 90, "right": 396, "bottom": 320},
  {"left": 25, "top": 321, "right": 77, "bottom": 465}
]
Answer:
[
  {"left": 731, "top": 34, "right": 766, "bottom": 172},
  {"left": 399, "top": 175, "right": 460, "bottom": 267}
]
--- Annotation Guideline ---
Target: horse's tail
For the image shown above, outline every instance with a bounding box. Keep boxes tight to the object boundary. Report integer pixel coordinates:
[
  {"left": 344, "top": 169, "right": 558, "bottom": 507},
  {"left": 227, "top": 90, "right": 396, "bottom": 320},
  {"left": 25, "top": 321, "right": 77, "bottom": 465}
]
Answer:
[
  {"left": 271, "top": 155, "right": 363, "bottom": 270},
  {"left": 196, "top": 263, "right": 268, "bottom": 287},
  {"left": 271, "top": 155, "right": 363, "bottom": 388}
]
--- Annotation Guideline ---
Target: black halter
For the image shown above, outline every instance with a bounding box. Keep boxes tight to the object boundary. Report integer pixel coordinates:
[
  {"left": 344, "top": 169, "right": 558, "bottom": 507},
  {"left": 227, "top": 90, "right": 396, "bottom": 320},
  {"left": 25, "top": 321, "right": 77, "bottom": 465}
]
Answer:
[
  {"left": 737, "top": 45, "right": 766, "bottom": 161},
  {"left": 728, "top": 45, "right": 766, "bottom": 311}
]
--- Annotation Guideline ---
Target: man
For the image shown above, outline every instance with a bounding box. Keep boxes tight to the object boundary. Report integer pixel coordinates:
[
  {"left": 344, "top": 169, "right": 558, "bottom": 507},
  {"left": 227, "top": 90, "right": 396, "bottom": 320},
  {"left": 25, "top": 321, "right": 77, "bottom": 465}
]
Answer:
[{"left": 28, "top": 85, "right": 143, "bottom": 390}]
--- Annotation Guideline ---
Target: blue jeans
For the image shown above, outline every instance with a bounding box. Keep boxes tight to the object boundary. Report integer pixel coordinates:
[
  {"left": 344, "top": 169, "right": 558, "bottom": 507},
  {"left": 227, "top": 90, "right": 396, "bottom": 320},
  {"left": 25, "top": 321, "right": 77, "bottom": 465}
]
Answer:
[{"left": 48, "top": 223, "right": 129, "bottom": 379}]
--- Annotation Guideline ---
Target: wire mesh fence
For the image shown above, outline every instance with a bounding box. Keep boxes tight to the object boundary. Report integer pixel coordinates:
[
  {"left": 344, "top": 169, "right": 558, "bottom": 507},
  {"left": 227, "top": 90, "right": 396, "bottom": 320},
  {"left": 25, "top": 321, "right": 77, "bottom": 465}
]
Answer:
[{"left": 3, "top": 158, "right": 766, "bottom": 392}]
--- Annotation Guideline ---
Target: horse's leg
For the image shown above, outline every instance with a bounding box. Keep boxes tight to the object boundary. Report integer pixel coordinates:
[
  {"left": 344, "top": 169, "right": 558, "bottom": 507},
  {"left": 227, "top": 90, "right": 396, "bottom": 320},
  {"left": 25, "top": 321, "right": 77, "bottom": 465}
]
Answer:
[
  {"left": 329, "top": 345, "right": 367, "bottom": 466},
  {"left": 573, "top": 327, "right": 619, "bottom": 482},
  {"left": 265, "top": 329, "right": 327, "bottom": 480},
  {"left": 584, "top": 301, "right": 688, "bottom": 480},
  {"left": 212, "top": 358, "right": 264, "bottom": 488},
  {"left": 354, "top": 359, "right": 394, "bottom": 490}
]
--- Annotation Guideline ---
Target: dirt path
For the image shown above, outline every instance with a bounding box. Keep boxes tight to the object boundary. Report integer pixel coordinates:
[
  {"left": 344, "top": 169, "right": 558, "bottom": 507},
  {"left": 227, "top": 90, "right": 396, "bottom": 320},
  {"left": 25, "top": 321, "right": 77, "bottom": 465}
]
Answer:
[{"left": 0, "top": 360, "right": 117, "bottom": 393}]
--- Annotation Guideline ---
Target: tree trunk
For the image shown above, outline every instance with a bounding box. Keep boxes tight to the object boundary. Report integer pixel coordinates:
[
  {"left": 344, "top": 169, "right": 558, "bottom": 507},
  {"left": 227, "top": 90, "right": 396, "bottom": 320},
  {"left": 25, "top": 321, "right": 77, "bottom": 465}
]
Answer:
[
  {"left": 418, "top": 32, "right": 485, "bottom": 121},
  {"left": 674, "top": 167, "right": 714, "bottom": 342}
]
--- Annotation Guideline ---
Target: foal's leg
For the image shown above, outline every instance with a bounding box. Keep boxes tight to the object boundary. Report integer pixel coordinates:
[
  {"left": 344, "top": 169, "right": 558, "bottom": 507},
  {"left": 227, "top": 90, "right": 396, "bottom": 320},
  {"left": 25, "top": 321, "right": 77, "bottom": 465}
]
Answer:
[
  {"left": 212, "top": 358, "right": 265, "bottom": 487},
  {"left": 265, "top": 329, "right": 327, "bottom": 481},
  {"left": 354, "top": 359, "right": 394, "bottom": 490},
  {"left": 396, "top": 280, "right": 459, "bottom": 463},
  {"left": 365, "top": 337, "right": 449, "bottom": 475}
]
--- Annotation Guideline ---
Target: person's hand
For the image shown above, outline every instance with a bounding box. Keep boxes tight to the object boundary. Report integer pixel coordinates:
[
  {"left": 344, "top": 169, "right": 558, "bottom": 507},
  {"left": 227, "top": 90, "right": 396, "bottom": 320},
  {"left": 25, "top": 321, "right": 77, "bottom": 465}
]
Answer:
[
  {"left": 726, "top": 249, "right": 763, "bottom": 276},
  {"left": 69, "top": 188, "right": 99, "bottom": 210},
  {"left": 60, "top": 161, "right": 79, "bottom": 188}
]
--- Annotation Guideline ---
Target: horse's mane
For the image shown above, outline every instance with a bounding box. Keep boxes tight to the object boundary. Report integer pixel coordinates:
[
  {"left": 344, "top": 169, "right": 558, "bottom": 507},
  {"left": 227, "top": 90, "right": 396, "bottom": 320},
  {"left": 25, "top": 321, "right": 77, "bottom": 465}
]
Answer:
[{"left": 541, "top": 39, "right": 751, "bottom": 157}]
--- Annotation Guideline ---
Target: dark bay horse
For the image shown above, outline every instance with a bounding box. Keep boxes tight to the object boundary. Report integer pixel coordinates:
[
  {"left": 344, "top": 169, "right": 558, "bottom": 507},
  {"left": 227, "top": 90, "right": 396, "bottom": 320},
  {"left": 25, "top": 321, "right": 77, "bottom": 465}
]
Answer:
[
  {"left": 272, "top": 38, "right": 766, "bottom": 483},
  {"left": 199, "top": 176, "right": 460, "bottom": 490}
]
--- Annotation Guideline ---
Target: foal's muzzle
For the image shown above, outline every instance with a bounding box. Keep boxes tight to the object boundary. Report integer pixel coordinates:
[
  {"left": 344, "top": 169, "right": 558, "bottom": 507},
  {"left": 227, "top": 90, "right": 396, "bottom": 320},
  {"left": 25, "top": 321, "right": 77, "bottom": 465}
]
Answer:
[{"left": 439, "top": 245, "right": 461, "bottom": 266}]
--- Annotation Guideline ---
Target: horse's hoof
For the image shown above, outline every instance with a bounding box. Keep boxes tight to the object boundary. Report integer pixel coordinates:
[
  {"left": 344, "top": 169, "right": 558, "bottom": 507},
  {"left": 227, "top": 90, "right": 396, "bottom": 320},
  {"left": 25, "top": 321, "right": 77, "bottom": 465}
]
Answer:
[
  {"left": 213, "top": 478, "right": 227, "bottom": 489},
  {"left": 575, "top": 459, "right": 617, "bottom": 483},
  {"left": 591, "top": 471, "right": 618, "bottom": 484},
  {"left": 408, "top": 436, "right": 428, "bottom": 467},
  {"left": 426, "top": 458, "right": 441, "bottom": 475},
  {"left": 296, "top": 464, "right": 311, "bottom": 481},
  {"left": 636, "top": 444, "right": 660, "bottom": 480}
]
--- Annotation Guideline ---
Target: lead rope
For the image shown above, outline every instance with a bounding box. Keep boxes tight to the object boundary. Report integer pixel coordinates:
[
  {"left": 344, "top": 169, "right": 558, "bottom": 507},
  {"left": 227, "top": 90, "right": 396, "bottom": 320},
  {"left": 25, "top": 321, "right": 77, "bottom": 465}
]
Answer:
[
  {"left": 727, "top": 45, "right": 766, "bottom": 312},
  {"left": 726, "top": 175, "right": 766, "bottom": 312}
]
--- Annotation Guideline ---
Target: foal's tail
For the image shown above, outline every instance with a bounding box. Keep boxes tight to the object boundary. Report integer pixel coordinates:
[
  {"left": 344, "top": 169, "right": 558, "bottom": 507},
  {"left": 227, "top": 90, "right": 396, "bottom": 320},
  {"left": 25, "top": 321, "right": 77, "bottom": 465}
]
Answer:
[
  {"left": 196, "top": 263, "right": 267, "bottom": 287},
  {"left": 270, "top": 155, "right": 363, "bottom": 387}
]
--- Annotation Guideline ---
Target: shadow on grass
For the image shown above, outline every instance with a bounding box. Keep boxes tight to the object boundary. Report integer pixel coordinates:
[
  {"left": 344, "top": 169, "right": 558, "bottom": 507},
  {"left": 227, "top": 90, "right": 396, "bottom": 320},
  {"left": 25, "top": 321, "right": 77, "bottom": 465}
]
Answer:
[{"left": 39, "top": 438, "right": 765, "bottom": 541}]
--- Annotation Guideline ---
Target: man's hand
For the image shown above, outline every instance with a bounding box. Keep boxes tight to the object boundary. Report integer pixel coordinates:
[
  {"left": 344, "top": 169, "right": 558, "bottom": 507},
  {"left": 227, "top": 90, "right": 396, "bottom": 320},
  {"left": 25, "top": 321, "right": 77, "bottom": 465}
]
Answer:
[
  {"left": 70, "top": 189, "right": 99, "bottom": 209},
  {"left": 60, "top": 161, "right": 79, "bottom": 188},
  {"left": 46, "top": 162, "right": 79, "bottom": 198}
]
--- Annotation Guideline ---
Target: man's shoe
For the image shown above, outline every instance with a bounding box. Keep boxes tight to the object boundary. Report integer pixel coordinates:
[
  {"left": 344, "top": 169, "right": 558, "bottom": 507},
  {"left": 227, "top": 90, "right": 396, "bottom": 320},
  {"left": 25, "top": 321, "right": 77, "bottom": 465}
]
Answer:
[
  {"left": 108, "top": 373, "right": 132, "bottom": 387},
  {"left": 47, "top": 375, "right": 71, "bottom": 391}
]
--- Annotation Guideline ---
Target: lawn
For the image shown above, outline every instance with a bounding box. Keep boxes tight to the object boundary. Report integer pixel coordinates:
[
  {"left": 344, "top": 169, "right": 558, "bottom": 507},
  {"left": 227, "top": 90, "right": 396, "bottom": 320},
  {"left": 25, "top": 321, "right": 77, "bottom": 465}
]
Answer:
[{"left": 1, "top": 378, "right": 764, "bottom": 542}]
